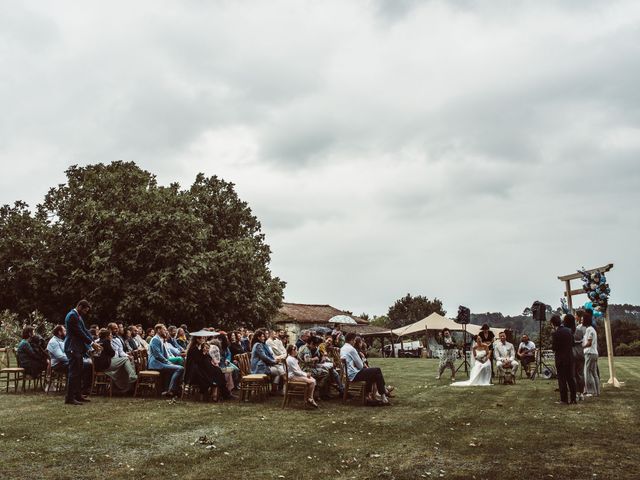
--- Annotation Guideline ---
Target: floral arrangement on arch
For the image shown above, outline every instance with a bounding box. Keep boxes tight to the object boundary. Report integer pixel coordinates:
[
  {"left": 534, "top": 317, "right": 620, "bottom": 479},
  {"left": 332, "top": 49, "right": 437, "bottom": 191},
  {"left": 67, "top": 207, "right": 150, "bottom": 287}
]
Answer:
[{"left": 578, "top": 268, "right": 610, "bottom": 318}]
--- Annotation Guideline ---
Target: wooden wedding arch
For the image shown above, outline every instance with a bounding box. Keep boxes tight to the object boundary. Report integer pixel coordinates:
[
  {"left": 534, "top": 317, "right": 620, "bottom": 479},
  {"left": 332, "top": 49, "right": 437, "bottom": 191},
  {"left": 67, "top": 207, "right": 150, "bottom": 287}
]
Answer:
[{"left": 558, "top": 262, "right": 621, "bottom": 388}]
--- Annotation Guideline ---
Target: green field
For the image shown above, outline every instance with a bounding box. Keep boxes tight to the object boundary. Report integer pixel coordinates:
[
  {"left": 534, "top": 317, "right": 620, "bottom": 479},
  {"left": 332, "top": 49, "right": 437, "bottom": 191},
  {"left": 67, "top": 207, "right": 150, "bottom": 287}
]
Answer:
[{"left": 0, "top": 357, "right": 638, "bottom": 480}]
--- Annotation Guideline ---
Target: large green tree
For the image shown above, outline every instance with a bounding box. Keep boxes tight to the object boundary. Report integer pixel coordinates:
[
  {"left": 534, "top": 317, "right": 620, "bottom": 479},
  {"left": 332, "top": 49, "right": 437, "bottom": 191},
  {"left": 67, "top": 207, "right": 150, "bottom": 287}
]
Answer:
[
  {"left": 0, "top": 161, "right": 284, "bottom": 330},
  {"left": 386, "top": 293, "right": 446, "bottom": 329}
]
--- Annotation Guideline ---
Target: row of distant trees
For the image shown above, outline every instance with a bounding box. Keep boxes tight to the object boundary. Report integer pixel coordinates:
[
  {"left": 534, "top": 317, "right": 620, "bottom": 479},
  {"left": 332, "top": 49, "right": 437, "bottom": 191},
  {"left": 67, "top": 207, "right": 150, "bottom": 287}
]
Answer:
[
  {"left": 0, "top": 161, "right": 285, "bottom": 332},
  {"left": 359, "top": 295, "right": 640, "bottom": 355}
]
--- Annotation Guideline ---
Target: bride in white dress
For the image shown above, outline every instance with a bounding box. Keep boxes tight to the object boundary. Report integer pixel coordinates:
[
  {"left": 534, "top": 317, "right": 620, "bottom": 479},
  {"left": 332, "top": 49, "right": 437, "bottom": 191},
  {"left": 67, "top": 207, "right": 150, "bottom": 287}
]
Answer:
[{"left": 451, "top": 335, "right": 492, "bottom": 387}]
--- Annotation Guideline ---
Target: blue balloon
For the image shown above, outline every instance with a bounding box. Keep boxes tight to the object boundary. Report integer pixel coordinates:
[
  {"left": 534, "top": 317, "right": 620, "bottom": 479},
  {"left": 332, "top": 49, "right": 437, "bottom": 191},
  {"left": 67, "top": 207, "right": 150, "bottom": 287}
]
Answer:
[
  {"left": 593, "top": 310, "right": 604, "bottom": 318},
  {"left": 584, "top": 301, "right": 593, "bottom": 311}
]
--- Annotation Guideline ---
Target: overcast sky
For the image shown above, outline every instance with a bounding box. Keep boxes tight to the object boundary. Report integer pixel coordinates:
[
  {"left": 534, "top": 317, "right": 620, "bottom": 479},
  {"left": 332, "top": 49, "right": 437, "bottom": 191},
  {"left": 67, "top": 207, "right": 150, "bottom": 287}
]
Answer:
[{"left": 1, "top": 1, "right": 639, "bottom": 317}]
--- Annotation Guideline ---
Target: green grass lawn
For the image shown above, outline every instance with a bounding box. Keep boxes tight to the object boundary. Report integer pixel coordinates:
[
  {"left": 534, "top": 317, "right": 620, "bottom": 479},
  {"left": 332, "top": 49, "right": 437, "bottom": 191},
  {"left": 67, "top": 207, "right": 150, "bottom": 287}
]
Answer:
[{"left": 1, "top": 357, "right": 638, "bottom": 480}]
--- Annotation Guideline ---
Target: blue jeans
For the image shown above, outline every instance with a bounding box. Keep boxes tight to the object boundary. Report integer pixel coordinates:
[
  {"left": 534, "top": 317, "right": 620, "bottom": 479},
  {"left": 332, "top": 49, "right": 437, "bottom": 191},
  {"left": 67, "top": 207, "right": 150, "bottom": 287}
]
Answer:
[{"left": 158, "top": 363, "right": 184, "bottom": 393}]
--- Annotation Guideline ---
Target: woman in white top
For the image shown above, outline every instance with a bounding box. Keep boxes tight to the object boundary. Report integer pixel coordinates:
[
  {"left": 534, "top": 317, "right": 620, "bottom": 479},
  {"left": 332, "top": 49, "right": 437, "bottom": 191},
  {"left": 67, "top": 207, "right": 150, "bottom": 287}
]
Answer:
[
  {"left": 582, "top": 311, "right": 600, "bottom": 396},
  {"left": 285, "top": 344, "right": 318, "bottom": 407}
]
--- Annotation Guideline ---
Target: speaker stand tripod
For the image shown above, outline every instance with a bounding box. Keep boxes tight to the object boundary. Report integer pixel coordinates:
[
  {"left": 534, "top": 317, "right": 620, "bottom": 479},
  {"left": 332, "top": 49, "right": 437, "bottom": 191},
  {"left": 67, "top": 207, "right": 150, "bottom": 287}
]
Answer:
[{"left": 455, "top": 323, "right": 471, "bottom": 377}]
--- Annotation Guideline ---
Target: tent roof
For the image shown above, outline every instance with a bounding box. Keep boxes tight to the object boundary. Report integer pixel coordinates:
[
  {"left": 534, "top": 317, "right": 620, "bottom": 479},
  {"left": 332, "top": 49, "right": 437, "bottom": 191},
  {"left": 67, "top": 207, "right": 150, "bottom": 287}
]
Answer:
[
  {"left": 273, "top": 303, "right": 369, "bottom": 325},
  {"left": 390, "top": 312, "right": 502, "bottom": 337}
]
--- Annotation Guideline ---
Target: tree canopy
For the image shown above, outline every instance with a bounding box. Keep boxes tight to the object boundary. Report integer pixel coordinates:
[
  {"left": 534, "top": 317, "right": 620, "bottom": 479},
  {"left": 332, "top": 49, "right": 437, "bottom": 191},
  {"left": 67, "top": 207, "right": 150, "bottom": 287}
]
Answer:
[
  {"left": 0, "top": 161, "right": 285, "bottom": 330},
  {"left": 386, "top": 293, "right": 446, "bottom": 329}
]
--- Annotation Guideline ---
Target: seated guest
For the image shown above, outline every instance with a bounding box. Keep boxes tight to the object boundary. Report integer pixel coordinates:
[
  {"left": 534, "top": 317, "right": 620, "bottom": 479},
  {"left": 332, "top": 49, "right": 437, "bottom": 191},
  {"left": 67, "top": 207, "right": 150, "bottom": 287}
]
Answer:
[
  {"left": 165, "top": 336, "right": 185, "bottom": 366},
  {"left": 179, "top": 324, "right": 190, "bottom": 341},
  {"left": 185, "top": 335, "right": 234, "bottom": 400},
  {"left": 148, "top": 324, "right": 184, "bottom": 397},
  {"left": 218, "top": 332, "right": 240, "bottom": 389},
  {"left": 325, "top": 336, "right": 345, "bottom": 394},
  {"left": 494, "top": 331, "right": 519, "bottom": 377},
  {"left": 48, "top": 325, "right": 70, "bottom": 372},
  {"left": 93, "top": 328, "right": 138, "bottom": 393},
  {"left": 108, "top": 322, "right": 132, "bottom": 358},
  {"left": 145, "top": 327, "right": 155, "bottom": 344},
  {"left": 266, "top": 329, "right": 287, "bottom": 362},
  {"left": 517, "top": 334, "right": 536, "bottom": 378},
  {"left": 240, "top": 328, "right": 251, "bottom": 352},
  {"left": 16, "top": 326, "right": 48, "bottom": 378},
  {"left": 341, "top": 332, "right": 391, "bottom": 405},
  {"left": 207, "top": 338, "right": 235, "bottom": 392},
  {"left": 354, "top": 336, "right": 369, "bottom": 364},
  {"left": 123, "top": 327, "right": 139, "bottom": 352},
  {"left": 228, "top": 331, "right": 245, "bottom": 361},
  {"left": 286, "top": 344, "right": 318, "bottom": 407},
  {"left": 298, "top": 336, "right": 331, "bottom": 398},
  {"left": 47, "top": 325, "right": 93, "bottom": 393},
  {"left": 167, "top": 326, "right": 185, "bottom": 353},
  {"left": 250, "top": 328, "right": 285, "bottom": 392},
  {"left": 278, "top": 329, "right": 290, "bottom": 348},
  {"left": 131, "top": 326, "right": 149, "bottom": 350},
  {"left": 319, "top": 334, "right": 333, "bottom": 357},
  {"left": 89, "top": 327, "right": 99, "bottom": 341},
  {"left": 295, "top": 330, "right": 311, "bottom": 349},
  {"left": 332, "top": 324, "right": 345, "bottom": 348},
  {"left": 176, "top": 328, "right": 188, "bottom": 350}
]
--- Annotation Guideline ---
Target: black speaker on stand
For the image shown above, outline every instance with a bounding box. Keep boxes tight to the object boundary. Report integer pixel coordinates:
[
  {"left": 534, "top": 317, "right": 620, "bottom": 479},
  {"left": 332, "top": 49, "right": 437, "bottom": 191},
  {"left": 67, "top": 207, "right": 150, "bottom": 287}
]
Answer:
[
  {"left": 454, "top": 306, "right": 471, "bottom": 377},
  {"left": 531, "top": 300, "right": 554, "bottom": 379}
]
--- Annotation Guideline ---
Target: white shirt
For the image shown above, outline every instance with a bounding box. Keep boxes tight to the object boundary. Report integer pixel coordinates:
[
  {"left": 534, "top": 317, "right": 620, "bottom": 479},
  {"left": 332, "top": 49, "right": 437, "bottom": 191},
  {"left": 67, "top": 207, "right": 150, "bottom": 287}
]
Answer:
[
  {"left": 286, "top": 355, "right": 306, "bottom": 378},
  {"left": 583, "top": 326, "right": 598, "bottom": 355},
  {"left": 518, "top": 341, "right": 536, "bottom": 355},
  {"left": 111, "top": 336, "right": 128, "bottom": 358},
  {"left": 340, "top": 343, "right": 363, "bottom": 381},
  {"left": 47, "top": 336, "right": 68, "bottom": 367}
]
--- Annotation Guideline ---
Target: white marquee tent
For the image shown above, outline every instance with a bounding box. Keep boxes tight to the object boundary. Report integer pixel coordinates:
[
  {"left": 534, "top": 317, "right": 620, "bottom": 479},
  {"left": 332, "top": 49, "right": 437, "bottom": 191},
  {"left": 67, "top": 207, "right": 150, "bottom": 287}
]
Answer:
[{"left": 390, "top": 312, "right": 503, "bottom": 338}]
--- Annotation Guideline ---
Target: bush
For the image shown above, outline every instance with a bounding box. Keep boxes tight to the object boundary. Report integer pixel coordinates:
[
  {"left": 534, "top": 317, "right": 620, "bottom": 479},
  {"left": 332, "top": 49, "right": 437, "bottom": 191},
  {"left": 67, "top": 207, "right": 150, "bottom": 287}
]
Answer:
[
  {"left": 0, "top": 309, "right": 55, "bottom": 347},
  {"left": 367, "top": 348, "right": 381, "bottom": 358},
  {"left": 615, "top": 340, "right": 640, "bottom": 356}
]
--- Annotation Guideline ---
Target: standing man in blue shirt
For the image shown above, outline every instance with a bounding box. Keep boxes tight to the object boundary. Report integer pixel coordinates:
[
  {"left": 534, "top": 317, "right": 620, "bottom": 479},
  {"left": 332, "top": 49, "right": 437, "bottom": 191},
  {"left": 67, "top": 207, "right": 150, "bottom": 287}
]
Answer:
[{"left": 64, "top": 299, "right": 101, "bottom": 405}]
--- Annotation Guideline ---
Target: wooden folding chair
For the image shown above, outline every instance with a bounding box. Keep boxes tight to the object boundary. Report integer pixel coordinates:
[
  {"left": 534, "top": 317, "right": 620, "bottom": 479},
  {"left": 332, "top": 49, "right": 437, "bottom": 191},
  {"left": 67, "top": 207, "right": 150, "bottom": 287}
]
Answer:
[
  {"left": 520, "top": 352, "right": 537, "bottom": 379},
  {"left": 329, "top": 347, "right": 344, "bottom": 396},
  {"left": 341, "top": 358, "right": 367, "bottom": 405},
  {"left": 14, "top": 348, "right": 45, "bottom": 392},
  {"left": 45, "top": 358, "right": 68, "bottom": 394},
  {"left": 281, "top": 359, "right": 311, "bottom": 409},
  {"left": 133, "top": 350, "right": 161, "bottom": 397},
  {"left": 498, "top": 363, "right": 516, "bottom": 385},
  {"left": 234, "top": 353, "right": 269, "bottom": 402},
  {"left": 0, "top": 347, "right": 25, "bottom": 393}
]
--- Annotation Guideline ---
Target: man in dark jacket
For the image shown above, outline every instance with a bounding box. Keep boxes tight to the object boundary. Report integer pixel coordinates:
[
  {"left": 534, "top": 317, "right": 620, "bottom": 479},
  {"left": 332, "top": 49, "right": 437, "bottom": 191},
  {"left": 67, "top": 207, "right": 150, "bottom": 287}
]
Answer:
[
  {"left": 551, "top": 314, "right": 577, "bottom": 404},
  {"left": 64, "top": 299, "right": 101, "bottom": 405}
]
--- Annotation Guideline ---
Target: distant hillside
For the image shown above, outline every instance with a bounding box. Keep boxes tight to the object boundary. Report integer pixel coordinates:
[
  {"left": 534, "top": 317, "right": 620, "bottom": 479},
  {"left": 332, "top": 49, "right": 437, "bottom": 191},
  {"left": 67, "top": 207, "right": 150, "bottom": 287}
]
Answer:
[
  {"left": 470, "top": 304, "right": 640, "bottom": 336},
  {"left": 609, "top": 304, "right": 640, "bottom": 323},
  {"left": 470, "top": 313, "right": 537, "bottom": 336}
]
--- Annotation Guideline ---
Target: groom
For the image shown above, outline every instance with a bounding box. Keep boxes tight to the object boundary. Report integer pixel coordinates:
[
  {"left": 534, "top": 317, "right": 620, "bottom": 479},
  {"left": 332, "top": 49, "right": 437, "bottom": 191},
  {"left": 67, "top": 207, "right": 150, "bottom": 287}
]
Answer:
[{"left": 494, "top": 332, "right": 519, "bottom": 377}]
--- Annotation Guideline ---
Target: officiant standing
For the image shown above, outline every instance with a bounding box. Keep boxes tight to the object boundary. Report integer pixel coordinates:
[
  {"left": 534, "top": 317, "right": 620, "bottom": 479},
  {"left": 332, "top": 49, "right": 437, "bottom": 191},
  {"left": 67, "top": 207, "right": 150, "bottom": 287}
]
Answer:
[
  {"left": 551, "top": 314, "right": 577, "bottom": 404},
  {"left": 64, "top": 299, "right": 101, "bottom": 405}
]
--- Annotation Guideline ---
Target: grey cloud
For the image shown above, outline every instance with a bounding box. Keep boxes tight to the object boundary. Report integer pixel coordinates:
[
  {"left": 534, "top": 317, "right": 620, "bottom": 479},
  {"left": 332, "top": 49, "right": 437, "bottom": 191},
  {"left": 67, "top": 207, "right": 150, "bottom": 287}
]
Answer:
[{"left": 2, "top": 1, "right": 640, "bottom": 316}]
